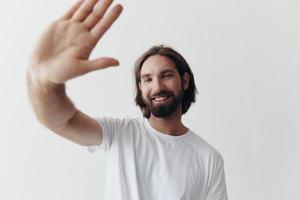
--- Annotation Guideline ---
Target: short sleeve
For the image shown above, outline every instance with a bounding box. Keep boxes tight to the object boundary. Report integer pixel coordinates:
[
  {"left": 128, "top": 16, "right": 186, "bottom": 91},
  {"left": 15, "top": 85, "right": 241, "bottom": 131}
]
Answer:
[
  {"left": 86, "top": 117, "right": 124, "bottom": 154},
  {"left": 206, "top": 154, "right": 228, "bottom": 200}
]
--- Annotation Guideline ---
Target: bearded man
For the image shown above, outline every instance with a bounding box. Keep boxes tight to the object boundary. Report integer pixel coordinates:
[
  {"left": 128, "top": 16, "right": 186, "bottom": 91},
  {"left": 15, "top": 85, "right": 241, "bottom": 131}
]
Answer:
[{"left": 27, "top": 0, "right": 228, "bottom": 199}]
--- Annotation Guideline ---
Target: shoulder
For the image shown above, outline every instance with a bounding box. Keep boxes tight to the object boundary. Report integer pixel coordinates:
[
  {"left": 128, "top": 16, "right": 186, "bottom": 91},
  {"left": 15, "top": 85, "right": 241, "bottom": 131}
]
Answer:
[
  {"left": 188, "top": 131, "right": 224, "bottom": 162},
  {"left": 95, "top": 116, "right": 143, "bottom": 129},
  {"left": 92, "top": 116, "right": 143, "bottom": 149}
]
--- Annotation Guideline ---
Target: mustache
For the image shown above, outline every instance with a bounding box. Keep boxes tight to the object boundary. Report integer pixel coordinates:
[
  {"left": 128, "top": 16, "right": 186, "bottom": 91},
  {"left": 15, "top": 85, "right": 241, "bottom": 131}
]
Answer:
[{"left": 150, "top": 90, "right": 173, "bottom": 98}]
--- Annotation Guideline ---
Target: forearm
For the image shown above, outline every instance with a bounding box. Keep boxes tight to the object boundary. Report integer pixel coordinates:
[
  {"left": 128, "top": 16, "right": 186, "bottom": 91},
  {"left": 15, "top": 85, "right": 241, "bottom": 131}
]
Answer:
[{"left": 26, "top": 70, "right": 77, "bottom": 129}]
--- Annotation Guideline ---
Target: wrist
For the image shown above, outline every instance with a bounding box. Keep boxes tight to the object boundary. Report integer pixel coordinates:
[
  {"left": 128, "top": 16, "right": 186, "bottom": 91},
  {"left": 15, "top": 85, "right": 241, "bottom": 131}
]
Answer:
[{"left": 26, "top": 68, "right": 64, "bottom": 93}]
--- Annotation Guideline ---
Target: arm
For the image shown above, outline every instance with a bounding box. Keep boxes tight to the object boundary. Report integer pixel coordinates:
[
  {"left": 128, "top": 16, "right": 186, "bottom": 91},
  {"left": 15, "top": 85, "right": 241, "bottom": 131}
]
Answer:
[
  {"left": 205, "top": 154, "right": 228, "bottom": 200},
  {"left": 26, "top": 0, "right": 123, "bottom": 146}
]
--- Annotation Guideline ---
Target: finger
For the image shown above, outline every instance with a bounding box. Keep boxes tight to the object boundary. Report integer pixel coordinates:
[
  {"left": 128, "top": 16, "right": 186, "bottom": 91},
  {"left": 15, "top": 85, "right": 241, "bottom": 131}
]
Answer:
[
  {"left": 78, "top": 57, "right": 119, "bottom": 74},
  {"left": 60, "top": 0, "right": 84, "bottom": 20},
  {"left": 91, "top": 4, "right": 123, "bottom": 41},
  {"left": 83, "top": 0, "right": 113, "bottom": 29},
  {"left": 72, "top": 0, "right": 99, "bottom": 22}
]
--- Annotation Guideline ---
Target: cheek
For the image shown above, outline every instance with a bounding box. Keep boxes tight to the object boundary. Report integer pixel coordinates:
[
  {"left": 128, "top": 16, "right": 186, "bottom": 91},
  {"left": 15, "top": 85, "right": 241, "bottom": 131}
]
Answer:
[
  {"left": 140, "top": 86, "right": 149, "bottom": 98},
  {"left": 170, "top": 81, "right": 182, "bottom": 91}
]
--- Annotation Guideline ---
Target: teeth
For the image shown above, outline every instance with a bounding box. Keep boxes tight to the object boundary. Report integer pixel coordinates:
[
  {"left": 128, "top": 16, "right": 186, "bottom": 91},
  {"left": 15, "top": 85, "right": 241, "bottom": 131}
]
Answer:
[{"left": 154, "top": 96, "right": 168, "bottom": 102}]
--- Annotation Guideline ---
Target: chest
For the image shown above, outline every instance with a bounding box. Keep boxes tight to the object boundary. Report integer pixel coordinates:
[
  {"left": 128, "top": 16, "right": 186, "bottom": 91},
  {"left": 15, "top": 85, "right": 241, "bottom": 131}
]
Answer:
[{"left": 131, "top": 135, "right": 207, "bottom": 199}]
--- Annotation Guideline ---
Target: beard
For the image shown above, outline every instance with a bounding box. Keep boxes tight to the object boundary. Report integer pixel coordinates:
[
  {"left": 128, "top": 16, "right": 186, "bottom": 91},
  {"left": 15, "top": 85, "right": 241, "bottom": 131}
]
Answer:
[{"left": 142, "top": 89, "right": 184, "bottom": 118}]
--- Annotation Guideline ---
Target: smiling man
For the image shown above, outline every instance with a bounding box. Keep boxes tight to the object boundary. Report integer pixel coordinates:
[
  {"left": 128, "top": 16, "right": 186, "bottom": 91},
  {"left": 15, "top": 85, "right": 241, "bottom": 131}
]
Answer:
[
  {"left": 27, "top": 0, "right": 228, "bottom": 199},
  {"left": 139, "top": 54, "right": 187, "bottom": 119},
  {"left": 135, "top": 50, "right": 192, "bottom": 135}
]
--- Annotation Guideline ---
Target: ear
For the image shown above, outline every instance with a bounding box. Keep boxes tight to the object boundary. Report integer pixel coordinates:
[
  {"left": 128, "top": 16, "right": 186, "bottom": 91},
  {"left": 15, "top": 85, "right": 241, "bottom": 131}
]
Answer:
[
  {"left": 138, "top": 82, "right": 142, "bottom": 91},
  {"left": 182, "top": 72, "right": 190, "bottom": 90}
]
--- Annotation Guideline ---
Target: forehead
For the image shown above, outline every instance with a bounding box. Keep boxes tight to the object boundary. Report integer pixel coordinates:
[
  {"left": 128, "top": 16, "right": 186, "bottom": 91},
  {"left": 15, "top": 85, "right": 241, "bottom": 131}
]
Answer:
[{"left": 140, "top": 55, "right": 177, "bottom": 75}]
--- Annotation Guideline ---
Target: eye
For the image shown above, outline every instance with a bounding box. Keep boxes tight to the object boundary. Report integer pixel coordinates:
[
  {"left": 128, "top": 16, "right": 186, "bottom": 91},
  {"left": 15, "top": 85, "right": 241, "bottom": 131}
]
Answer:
[
  {"left": 163, "top": 74, "right": 173, "bottom": 79},
  {"left": 143, "top": 78, "right": 152, "bottom": 83}
]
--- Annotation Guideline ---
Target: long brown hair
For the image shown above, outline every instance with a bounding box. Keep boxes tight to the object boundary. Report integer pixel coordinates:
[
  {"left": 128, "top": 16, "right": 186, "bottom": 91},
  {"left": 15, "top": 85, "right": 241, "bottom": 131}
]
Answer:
[{"left": 134, "top": 45, "right": 198, "bottom": 118}]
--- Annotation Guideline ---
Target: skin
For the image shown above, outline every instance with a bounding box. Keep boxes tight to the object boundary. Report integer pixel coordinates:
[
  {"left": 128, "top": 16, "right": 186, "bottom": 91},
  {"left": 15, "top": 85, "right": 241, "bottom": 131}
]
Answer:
[
  {"left": 139, "top": 55, "right": 190, "bottom": 136},
  {"left": 27, "top": 0, "right": 123, "bottom": 145},
  {"left": 27, "top": 0, "right": 190, "bottom": 146}
]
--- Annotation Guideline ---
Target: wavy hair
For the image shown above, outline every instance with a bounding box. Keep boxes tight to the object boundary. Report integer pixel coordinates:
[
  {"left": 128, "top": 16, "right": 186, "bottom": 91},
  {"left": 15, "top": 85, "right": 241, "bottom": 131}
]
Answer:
[{"left": 134, "top": 45, "right": 198, "bottom": 118}]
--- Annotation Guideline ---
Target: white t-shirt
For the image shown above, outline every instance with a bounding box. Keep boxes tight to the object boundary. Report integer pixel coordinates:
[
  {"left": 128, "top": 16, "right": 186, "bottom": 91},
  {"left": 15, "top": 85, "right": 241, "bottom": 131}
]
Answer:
[{"left": 87, "top": 117, "right": 228, "bottom": 200}]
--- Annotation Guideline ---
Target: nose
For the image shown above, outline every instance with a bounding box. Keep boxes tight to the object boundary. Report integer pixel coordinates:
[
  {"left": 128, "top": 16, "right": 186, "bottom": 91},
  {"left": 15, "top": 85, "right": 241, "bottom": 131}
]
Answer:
[{"left": 152, "top": 77, "right": 165, "bottom": 94}]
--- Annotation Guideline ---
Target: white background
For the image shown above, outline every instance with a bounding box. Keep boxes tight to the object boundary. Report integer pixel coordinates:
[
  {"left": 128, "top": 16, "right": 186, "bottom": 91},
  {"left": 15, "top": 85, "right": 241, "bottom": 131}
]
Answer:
[{"left": 0, "top": 0, "right": 299, "bottom": 199}]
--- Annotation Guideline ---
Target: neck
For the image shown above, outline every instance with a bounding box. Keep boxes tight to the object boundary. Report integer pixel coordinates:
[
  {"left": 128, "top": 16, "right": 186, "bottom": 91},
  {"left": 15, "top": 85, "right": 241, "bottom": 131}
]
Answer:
[{"left": 147, "top": 107, "right": 188, "bottom": 136}]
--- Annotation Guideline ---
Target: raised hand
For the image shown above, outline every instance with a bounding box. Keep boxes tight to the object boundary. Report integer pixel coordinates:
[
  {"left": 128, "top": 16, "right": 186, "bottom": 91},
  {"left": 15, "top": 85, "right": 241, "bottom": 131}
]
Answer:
[{"left": 29, "top": 0, "right": 123, "bottom": 85}]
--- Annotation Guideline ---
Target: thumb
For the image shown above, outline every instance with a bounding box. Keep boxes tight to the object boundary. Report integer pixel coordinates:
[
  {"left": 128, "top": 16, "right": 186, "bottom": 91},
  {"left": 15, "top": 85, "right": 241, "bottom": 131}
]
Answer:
[{"left": 81, "top": 57, "right": 120, "bottom": 72}]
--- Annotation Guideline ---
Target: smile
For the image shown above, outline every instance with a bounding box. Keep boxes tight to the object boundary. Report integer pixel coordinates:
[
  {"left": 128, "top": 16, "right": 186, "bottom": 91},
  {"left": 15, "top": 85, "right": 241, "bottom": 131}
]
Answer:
[{"left": 151, "top": 95, "right": 171, "bottom": 103}]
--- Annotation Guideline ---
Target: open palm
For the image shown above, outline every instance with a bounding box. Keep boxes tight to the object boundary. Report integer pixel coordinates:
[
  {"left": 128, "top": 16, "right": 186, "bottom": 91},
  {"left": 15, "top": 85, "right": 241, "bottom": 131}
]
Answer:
[{"left": 30, "top": 0, "right": 122, "bottom": 84}]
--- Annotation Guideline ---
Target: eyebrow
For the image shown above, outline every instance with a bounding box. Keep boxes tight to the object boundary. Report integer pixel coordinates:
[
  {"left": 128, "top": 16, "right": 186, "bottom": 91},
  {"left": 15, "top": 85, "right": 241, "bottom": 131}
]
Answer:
[{"left": 141, "top": 69, "right": 176, "bottom": 79}]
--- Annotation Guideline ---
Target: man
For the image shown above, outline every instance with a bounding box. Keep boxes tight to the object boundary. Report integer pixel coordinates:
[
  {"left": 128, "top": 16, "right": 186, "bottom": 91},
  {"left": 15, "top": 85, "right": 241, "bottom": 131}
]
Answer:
[{"left": 27, "top": 0, "right": 228, "bottom": 199}]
